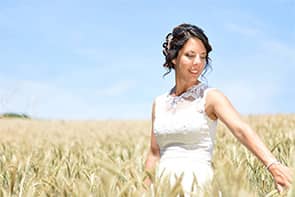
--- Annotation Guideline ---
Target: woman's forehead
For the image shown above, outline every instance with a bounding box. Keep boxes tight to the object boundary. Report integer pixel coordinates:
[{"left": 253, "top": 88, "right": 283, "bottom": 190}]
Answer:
[{"left": 182, "top": 38, "right": 206, "bottom": 53}]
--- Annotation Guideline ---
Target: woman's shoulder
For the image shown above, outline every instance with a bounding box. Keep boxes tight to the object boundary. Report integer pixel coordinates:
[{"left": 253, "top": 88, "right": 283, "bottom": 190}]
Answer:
[
  {"left": 196, "top": 83, "right": 218, "bottom": 99},
  {"left": 205, "top": 87, "right": 225, "bottom": 97},
  {"left": 204, "top": 87, "right": 230, "bottom": 107}
]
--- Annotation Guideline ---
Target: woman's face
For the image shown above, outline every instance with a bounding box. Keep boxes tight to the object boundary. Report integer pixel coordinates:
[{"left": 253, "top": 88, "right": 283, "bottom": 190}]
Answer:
[{"left": 172, "top": 37, "right": 207, "bottom": 83}]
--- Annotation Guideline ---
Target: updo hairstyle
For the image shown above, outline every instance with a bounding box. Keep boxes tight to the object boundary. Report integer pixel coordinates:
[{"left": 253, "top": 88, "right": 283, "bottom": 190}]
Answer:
[{"left": 162, "top": 23, "right": 212, "bottom": 77}]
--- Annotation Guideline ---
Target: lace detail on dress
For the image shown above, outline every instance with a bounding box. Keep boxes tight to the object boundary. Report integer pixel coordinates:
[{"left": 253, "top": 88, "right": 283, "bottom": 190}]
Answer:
[
  {"left": 166, "top": 83, "right": 208, "bottom": 110},
  {"left": 153, "top": 83, "right": 217, "bottom": 193}
]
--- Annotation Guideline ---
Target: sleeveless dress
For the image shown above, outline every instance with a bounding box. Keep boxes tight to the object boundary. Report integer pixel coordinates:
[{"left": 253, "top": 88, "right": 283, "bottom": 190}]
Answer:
[{"left": 153, "top": 83, "right": 217, "bottom": 195}]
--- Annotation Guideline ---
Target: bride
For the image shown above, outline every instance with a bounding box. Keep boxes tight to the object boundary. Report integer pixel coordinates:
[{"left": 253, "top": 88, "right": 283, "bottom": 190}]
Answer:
[{"left": 144, "top": 23, "right": 293, "bottom": 196}]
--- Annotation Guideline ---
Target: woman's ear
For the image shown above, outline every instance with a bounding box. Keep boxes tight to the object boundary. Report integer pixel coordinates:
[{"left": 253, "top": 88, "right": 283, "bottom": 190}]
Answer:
[{"left": 172, "top": 58, "right": 176, "bottom": 65}]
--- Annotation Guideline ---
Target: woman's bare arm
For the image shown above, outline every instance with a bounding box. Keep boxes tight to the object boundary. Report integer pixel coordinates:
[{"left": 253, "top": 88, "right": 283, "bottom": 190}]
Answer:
[
  {"left": 144, "top": 101, "right": 160, "bottom": 187},
  {"left": 206, "top": 89, "right": 293, "bottom": 192}
]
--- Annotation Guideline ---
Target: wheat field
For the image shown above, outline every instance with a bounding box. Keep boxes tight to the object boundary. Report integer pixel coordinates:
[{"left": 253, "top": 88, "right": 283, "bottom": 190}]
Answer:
[{"left": 0, "top": 115, "right": 294, "bottom": 196}]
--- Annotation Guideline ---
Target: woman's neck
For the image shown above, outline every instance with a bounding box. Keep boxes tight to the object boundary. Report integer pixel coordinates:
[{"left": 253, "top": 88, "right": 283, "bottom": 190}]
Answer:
[{"left": 173, "top": 79, "right": 200, "bottom": 96}]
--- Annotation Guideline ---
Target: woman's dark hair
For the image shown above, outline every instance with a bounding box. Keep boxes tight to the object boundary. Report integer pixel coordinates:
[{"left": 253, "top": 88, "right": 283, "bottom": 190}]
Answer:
[{"left": 162, "top": 23, "right": 212, "bottom": 79}]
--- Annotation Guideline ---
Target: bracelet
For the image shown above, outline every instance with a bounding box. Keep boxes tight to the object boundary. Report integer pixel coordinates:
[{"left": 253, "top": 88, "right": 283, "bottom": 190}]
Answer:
[{"left": 265, "top": 160, "right": 281, "bottom": 170}]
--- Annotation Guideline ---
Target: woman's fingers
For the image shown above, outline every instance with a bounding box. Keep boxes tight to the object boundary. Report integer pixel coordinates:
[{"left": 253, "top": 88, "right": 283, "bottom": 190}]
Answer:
[
  {"left": 276, "top": 176, "right": 292, "bottom": 194},
  {"left": 269, "top": 164, "right": 294, "bottom": 194},
  {"left": 276, "top": 184, "right": 283, "bottom": 193}
]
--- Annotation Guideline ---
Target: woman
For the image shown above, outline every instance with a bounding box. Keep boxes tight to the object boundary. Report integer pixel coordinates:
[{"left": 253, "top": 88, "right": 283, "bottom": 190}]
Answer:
[{"left": 144, "top": 23, "right": 292, "bottom": 195}]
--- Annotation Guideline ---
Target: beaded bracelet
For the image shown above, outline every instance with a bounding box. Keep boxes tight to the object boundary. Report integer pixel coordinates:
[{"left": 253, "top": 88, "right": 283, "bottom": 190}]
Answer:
[{"left": 266, "top": 160, "right": 281, "bottom": 170}]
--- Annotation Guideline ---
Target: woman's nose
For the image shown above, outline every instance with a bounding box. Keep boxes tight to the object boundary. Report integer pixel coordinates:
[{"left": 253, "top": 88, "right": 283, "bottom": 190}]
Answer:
[{"left": 194, "top": 54, "right": 201, "bottom": 64}]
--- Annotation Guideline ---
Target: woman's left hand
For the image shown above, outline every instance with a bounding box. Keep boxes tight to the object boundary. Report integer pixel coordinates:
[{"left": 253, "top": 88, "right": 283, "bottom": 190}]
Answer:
[{"left": 268, "top": 163, "right": 293, "bottom": 193}]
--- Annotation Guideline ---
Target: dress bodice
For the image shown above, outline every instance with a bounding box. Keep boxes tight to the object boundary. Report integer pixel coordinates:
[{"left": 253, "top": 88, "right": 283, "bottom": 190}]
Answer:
[{"left": 153, "top": 83, "right": 218, "bottom": 193}]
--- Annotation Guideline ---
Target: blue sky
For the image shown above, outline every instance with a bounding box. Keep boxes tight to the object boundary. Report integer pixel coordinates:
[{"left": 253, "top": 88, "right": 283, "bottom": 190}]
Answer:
[{"left": 0, "top": 0, "right": 294, "bottom": 120}]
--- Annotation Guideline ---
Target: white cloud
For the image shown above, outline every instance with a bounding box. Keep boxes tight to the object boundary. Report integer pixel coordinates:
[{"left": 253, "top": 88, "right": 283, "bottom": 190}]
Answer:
[
  {"left": 225, "top": 23, "right": 262, "bottom": 37},
  {"left": 218, "top": 80, "right": 280, "bottom": 114},
  {"left": 212, "top": 22, "right": 294, "bottom": 113},
  {"left": 0, "top": 78, "right": 93, "bottom": 119},
  {"left": 96, "top": 101, "right": 151, "bottom": 120},
  {"left": 222, "top": 21, "right": 295, "bottom": 72},
  {"left": 97, "top": 80, "right": 136, "bottom": 97},
  {"left": 261, "top": 39, "right": 295, "bottom": 62}
]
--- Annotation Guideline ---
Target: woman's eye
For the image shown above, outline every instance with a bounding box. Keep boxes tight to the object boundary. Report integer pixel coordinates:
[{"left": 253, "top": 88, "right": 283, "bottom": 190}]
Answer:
[{"left": 186, "top": 54, "right": 195, "bottom": 58}]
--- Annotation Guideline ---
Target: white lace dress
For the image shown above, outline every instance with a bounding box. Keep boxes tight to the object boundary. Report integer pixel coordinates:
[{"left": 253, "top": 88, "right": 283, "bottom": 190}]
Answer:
[{"left": 153, "top": 83, "right": 217, "bottom": 195}]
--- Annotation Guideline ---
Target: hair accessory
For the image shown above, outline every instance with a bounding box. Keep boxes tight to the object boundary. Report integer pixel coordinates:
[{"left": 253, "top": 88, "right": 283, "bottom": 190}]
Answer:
[{"left": 167, "top": 34, "right": 173, "bottom": 50}]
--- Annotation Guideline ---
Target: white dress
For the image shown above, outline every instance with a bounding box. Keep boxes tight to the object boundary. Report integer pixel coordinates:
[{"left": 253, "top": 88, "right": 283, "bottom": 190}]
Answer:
[{"left": 153, "top": 83, "right": 218, "bottom": 195}]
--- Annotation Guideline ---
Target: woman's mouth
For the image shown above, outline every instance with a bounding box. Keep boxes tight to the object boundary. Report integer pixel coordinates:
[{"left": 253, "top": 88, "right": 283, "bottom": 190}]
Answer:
[{"left": 189, "top": 70, "right": 198, "bottom": 75}]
